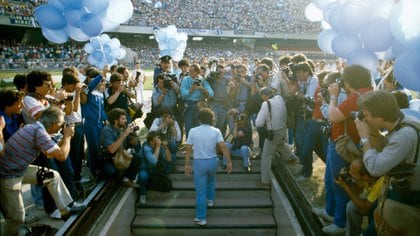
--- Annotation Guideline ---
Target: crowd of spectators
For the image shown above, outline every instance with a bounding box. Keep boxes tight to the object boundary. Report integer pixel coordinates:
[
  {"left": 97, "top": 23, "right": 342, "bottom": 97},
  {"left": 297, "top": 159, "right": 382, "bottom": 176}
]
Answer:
[{"left": 1, "top": 0, "right": 320, "bottom": 34}]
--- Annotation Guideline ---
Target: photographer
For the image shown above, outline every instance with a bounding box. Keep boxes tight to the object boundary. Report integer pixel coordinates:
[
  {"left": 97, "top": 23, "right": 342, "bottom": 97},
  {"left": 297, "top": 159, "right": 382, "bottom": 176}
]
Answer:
[
  {"left": 355, "top": 90, "right": 420, "bottom": 235},
  {"left": 0, "top": 107, "right": 86, "bottom": 235},
  {"left": 255, "top": 87, "right": 296, "bottom": 189},
  {"left": 313, "top": 65, "right": 373, "bottom": 235},
  {"left": 223, "top": 111, "right": 252, "bottom": 171},
  {"left": 153, "top": 55, "right": 172, "bottom": 86},
  {"left": 335, "top": 159, "right": 384, "bottom": 236},
  {"left": 207, "top": 64, "right": 232, "bottom": 136},
  {"left": 105, "top": 73, "right": 136, "bottom": 121},
  {"left": 149, "top": 108, "right": 181, "bottom": 173},
  {"left": 98, "top": 108, "right": 141, "bottom": 187},
  {"left": 180, "top": 64, "right": 214, "bottom": 138},
  {"left": 152, "top": 74, "right": 179, "bottom": 115}
]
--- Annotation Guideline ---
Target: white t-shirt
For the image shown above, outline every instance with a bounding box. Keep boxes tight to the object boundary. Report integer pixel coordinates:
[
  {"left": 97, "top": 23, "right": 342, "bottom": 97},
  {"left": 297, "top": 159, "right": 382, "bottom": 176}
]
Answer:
[{"left": 187, "top": 124, "right": 224, "bottom": 159}]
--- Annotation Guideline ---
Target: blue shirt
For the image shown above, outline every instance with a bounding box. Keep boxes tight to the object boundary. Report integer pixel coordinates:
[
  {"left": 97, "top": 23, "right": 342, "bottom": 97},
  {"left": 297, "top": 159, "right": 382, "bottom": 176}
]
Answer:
[
  {"left": 81, "top": 75, "right": 107, "bottom": 124},
  {"left": 180, "top": 76, "right": 214, "bottom": 101},
  {"left": 0, "top": 111, "right": 23, "bottom": 141},
  {"left": 141, "top": 142, "right": 166, "bottom": 170},
  {"left": 152, "top": 86, "right": 178, "bottom": 111}
]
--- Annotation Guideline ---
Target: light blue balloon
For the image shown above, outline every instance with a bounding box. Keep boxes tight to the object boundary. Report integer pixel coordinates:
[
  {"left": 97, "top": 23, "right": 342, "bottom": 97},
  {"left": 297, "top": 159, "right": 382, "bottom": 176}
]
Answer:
[
  {"left": 64, "top": 8, "right": 87, "bottom": 28},
  {"left": 103, "top": 45, "right": 111, "bottom": 54},
  {"left": 92, "top": 51, "right": 103, "bottom": 61},
  {"left": 317, "top": 29, "right": 337, "bottom": 54},
  {"left": 361, "top": 18, "right": 393, "bottom": 52},
  {"left": 314, "top": 0, "right": 338, "bottom": 10},
  {"left": 391, "top": 38, "right": 408, "bottom": 58},
  {"left": 35, "top": 5, "right": 66, "bottom": 30},
  {"left": 328, "top": 4, "right": 344, "bottom": 32},
  {"left": 90, "top": 37, "right": 101, "bottom": 48},
  {"left": 84, "top": 43, "right": 94, "bottom": 54},
  {"left": 84, "top": 0, "right": 110, "bottom": 15},
  {"left": 389, "top": 0, "right": 420, "bottom": 52},
  {"left": 331, "top": 33, "right": 361, "bottom": 59},
  {"left": 106, "top": 54, "right": 114, "bottom": 64},
  {"left": 58, "top": 0, "right": 83, "bottom": 9},
  {"left": 67, "top": 25, "right": 90, "bottom": 42},
  {"left": 167, "top": 38, "right": 178, "bottom": 50},
  {"left": 348, "top": 49, "right": 378, "bottom": 73},
  {"left": 159, "top": 49, "right": 171, "bottom": 58},
  {"left": 156, "top": 30, "right": 167, "bottom": 44},
  {"left": 41, "top": 27, "right": 69, "bottom": 44},
  {"left": 339, "top": 1, "right": 370, "bottom": 33},
  {"left": 87, "top": 55, "right": 98, "bottom": 66},
  {"left": 47, "top": 0, "right": 65, "bottom": 11},
  {"left": 111, "top": 48, "right": 121, "bottom": 59},
  {"left": 79, "top": 13, "right": 103, "bottom": 37},
  {"left": 394, "top": 52, "right": 420, "bottom": 92}
]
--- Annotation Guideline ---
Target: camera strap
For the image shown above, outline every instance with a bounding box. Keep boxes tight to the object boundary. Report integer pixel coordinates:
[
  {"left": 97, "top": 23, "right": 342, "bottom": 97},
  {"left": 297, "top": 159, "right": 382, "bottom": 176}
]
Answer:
[
  {"left": 266, "top": 100, "right": 272, "bottom": 130},
  {"left": 396, "top": 121, "right": 420, "bottom": 165}
]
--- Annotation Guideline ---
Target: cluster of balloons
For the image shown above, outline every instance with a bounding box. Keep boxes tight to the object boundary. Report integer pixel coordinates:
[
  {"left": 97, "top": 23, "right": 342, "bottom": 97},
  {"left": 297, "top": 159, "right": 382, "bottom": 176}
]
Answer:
[
  {"left": 306, "top": 0, "right": 420, "bottom": 91},
  {"left": 154, "top": 25, "right": 188, "bottom": 61},
  {"left": 35, "top": 0, "right": 133, "bottom": 44},
  {"left": 84, "top": 34, "right": 126, "bottom": 70}
]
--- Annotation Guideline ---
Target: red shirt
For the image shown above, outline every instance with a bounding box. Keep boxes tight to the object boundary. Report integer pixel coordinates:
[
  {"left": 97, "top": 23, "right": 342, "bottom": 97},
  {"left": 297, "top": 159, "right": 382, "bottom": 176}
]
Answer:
[
  {"left": 331, "top": 87, "right": 372, "bottom": 142},
  {"left": 312, "top": 87, "right": 324, "bottom": 120}
]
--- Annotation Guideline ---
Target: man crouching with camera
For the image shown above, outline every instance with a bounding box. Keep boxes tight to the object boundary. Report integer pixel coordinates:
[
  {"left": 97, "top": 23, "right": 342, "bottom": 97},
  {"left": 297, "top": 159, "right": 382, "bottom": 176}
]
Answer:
[
  {"left": 355, "top": 90, "right": 420, "bottom": 235},
  {"left": 98, "top": 108, "right": 141, "bottom": 188},
  {"left": 0, "top": 106, "right": 86, "bottom": 235}
]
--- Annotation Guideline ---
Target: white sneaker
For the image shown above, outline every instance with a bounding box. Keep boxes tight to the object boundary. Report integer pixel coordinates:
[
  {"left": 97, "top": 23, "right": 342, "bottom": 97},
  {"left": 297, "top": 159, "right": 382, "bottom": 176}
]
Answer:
[
  {"left": 49, "top": 209, "right": 61, "bottom": 219},
  {"left": 140, "top": 194, "right": 146, "bottom": 204},
  {"left": 194, "top": 218, "right": 206, "bottom": 226},
  {"left": 312, "top": 207, "right": 334, "bottom": 222},
  {"left": 207, "top": 200, "right": 214, "bottom": 207},
  {"left": 322, "top": 224, "right": 345, "bottom": 235}
]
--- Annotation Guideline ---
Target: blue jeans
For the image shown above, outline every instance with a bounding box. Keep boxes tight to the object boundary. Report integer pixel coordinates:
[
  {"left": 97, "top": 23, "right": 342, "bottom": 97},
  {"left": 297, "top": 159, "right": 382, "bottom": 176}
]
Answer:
[
  {"left": 325, "top": 141, "right": 350, "bottom": 228},
  {"left": 301, "top": 120, "right": 328, "bottom": 177},
  {"left": 223, "top": 142, "right": 250, "bottom": 168},
  {"left": 193, "top": 158, "right": 218, "bottom": 220},
  {"left": 69, "top": 123, "right": 85, "bottom": 181},
  {"left": 184, "top": 102, "right": 198, "bottom": 139},
  {"left": 84, "top": 121, "right": 104, "bottom": 175}
]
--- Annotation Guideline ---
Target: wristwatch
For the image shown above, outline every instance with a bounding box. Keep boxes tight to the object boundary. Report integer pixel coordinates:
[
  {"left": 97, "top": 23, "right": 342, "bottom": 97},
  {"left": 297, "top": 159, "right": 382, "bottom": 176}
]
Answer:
[{"left": 360, "top": 137, "right": 369, "bottom": 147}]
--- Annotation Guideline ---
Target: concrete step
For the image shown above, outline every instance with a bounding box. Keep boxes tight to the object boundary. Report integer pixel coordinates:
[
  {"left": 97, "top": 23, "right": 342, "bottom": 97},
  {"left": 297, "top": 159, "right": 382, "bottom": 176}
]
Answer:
[
  {"left": 172, "top": 165, "right": 261, "bottom": 174},
  {"left": 140, "top": 196, "right": 273, "bottom": 209},
  {"left": 137, "top": 207, "right": 273, "bottom": 216},
  {"left": 146, "top": 189, "right": 271, "bottom": 199},
  {"left": 133, "top": 227, "right": 276, "bottom": 236},
  {"left": 172, "top": 179, "right": 267, "bottom": 190},
  {"left": 132, "top": 215, "right": 276, "bottom": 236},
  {"left": 169, "top": 172, "right": 260, "bottom": 181}
]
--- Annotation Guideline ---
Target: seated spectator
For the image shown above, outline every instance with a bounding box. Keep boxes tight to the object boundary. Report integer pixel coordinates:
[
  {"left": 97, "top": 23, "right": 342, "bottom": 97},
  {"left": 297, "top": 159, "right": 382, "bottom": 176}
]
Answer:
[
  {"left": 335, "top": 159, "right": 384, "bottom": 236},
  {"left": 149, "top": 108, "right": 181, "bottom": 172},
  {"left": 137, "top": 131, "right": 172, "bottom": 204},
  {"left": 0, "top": 106, "right": 86, "bottom": 235},
  {"left": 98, "top": 108, "right": 141, "bottom": 187}
]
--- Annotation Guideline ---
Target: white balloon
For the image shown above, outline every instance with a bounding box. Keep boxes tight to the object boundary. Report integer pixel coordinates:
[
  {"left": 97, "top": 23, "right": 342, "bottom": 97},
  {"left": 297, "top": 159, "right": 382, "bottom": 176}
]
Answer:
[
  {"left": 305, "top": 3, "right": 323, "bottom": 22},
  {"left": 106, "top": 0, "right": 133, "bottom": 24},
  {"left": 389, "top": 0, "right": 420, "bottom": 52},
  {"left": 67, "top": 25, "right": 91, "bottom": 42},
  {"left": 166, "top": 25, "right": 178, "bottom": 38},
  {"left": 367, "top": 0, "right": 396, "bottom": 19},
  {"left": 84, "top": 43, "right": 94, "bottom": 53},
  {"left": 321, "top": 20, "right": 331, "bottom": 29},
  {"left": 108, "top": 38, "right": 121, "bottom": 49},
  {"left": 178, "top": 32, "right": 188, "bottom": 42},
  {"left": 118, "top": 48, "right": 126, "bottom": 59},
  {"left": 100, "top": 34, "right": 111, "bottom": 44},
  {"left": 100, "top": 16, "right": 120, "bottom": 32},
  {"left": 111, "top": 48, "right": 121, "bottom": 58},
  {"left": 314, "top": 0, "right": 338, "bottom": 10}
]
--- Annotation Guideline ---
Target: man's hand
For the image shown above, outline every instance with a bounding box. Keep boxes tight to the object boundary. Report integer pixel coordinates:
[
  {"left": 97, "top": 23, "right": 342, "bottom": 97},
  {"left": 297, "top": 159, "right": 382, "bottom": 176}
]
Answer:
[
  {"left": 75, "top": 83, "right": 82, "bottom": 93},
  {"left": 63, "top": 124, "right": 75, "bottom": 138},
  {"left": 184, "top": 164, "right": 192, "bottom": 176},
  {"left": 328, "top": 83, "right": 340, "bottom": 97},
  {"left": 225, "top": 161, "right": 233, "bottom": 174},
  {"left": 355, "top": 119, "right": 370, "bottom": 139}
]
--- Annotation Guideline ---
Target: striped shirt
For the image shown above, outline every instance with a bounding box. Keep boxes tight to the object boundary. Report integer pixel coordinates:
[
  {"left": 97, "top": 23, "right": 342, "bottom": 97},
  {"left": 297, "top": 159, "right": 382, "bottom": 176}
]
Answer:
[{"left": 0, "top": 121, "right": 59, "bottom": 178}]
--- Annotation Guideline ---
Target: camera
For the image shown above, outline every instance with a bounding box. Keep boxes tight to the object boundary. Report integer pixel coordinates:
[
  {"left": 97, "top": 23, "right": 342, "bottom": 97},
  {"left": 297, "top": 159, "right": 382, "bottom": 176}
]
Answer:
[
  {"left": 320, "top": 88, "right": 330, "bottom": 102},
  {"left": 350, "top": 111, "right": 364, "bottom": 121},
  {"left": 304, "top": 96, "right": 315, "bottom": 110},
  {"left": 193, "top": 79, "right": 201, "bottom": 86},
  {"left": 163, "top": 73, "right": 175, "bottom": 89},
  {"left": 135, "top": 71, "right": 141, "bottom": 81},
  {"left": 321, "top": 121, "right": 332, "bottom": 138},
  {"left": 336, "top": 77, "right": 345, "bottom": 88},
  {"left": 335, "top": 167, "right": 354, "bottom": 184},
  {"left": 65, "top": 95, "right": 74, "bottom": 101}
]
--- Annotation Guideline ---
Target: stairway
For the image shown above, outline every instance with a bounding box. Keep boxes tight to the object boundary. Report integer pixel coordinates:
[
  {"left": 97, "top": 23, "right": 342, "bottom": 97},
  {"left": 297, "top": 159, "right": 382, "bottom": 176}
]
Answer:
[{"left": 132, "top": 157, "right": 277, "bottom": 236}]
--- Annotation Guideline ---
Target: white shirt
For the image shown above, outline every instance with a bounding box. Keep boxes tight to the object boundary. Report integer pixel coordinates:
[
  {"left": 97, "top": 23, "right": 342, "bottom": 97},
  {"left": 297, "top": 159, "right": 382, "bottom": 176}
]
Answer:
[
  {"left": 149, "top": 117, "right": 182, "bottom": 142},
  {"left": 256, "top": 95, "right": 287, "bottom": 130},
  {"left": 187, "top": 124, "right": 224, "bottom": 159}
]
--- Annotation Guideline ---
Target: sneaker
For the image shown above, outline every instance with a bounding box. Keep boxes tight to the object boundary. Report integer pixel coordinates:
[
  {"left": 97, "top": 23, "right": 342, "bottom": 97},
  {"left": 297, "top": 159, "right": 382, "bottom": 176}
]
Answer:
[
  {"left": 194, "top": 218, "right": 206, "bottom": 226},
  {"left": 123, "top": 180, "right": 140, "bottom": 188},
  {"left": 296, "top": 176, "right": 311, "bottom": 182},
  {"left": 322, "top": 224, "right": 345, "bottom": 235},
  {"left": 49, "top": 209, "right": 61, "bottom": 219},
  {"left": 207, "top": 200, "right": 214, "bottom": 207},
  {"left": 255, "top": 180, "right": 271, "bottom": 189},
  {"left": 244, "top": 166, "right": 251, "bottom": 172},
  {"left": 312, "top": 207, "right": 334, "bottom": 222},
  {"left": 140, "top": 194, "right": 146, "bottom": 204},
  {"left": 24, "top": 214, "right": 39, "bottom": 224}
]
